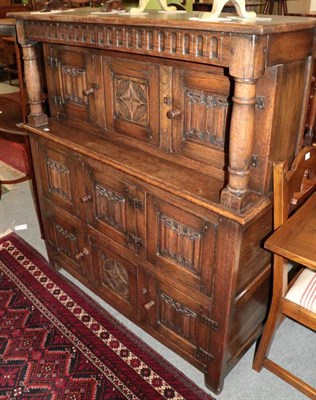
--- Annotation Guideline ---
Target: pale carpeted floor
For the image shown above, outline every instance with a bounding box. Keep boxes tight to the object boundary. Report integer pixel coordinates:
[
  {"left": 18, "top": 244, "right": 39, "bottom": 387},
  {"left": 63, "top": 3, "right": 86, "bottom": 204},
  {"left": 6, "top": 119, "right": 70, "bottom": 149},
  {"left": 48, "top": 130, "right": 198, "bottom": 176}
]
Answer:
[{"left": 0, "top": 168, "right": 314, "bottom": 400}]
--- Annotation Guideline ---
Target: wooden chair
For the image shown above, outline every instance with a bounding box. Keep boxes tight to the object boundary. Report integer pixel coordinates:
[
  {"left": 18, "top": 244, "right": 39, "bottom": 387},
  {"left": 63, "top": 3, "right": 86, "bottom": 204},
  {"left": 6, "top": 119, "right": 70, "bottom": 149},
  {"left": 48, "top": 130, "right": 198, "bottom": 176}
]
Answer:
[
  {"left": 263, "top": 0, "right": 287, "bottom": 15},
  {"left": 253, "top": 145, "right": 316, "bottom": 399}
]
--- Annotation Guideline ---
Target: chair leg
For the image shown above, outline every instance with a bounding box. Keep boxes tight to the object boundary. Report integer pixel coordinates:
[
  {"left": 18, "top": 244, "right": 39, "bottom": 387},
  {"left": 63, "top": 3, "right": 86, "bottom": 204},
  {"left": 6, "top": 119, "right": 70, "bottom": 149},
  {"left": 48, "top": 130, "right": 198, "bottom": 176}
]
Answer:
[{"left": 253, "top": 283, "right": 284, "bottom": 372}]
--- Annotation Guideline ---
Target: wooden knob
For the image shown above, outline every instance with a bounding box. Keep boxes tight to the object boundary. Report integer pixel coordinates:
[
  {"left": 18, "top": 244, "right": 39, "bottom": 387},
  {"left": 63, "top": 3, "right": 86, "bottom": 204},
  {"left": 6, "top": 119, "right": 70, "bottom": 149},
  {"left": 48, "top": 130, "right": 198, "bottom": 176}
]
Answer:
[
  {"left": 144, "top": 300, "right": 155, "bottom": 311},
  {"left": 167, "top": 107, "right": 181, "bottom": 120},
  {"left": 75, "top": 247, "right": 89, "bottom": 260},
  {"left": 141, "top": 288, "right": 148, "bottom": 295},
  {"left": 80, "top": 194, "right": 92, "bottom": 203},
  {"left": 82, "top": 87, "right": 95, "bottom": 96}
]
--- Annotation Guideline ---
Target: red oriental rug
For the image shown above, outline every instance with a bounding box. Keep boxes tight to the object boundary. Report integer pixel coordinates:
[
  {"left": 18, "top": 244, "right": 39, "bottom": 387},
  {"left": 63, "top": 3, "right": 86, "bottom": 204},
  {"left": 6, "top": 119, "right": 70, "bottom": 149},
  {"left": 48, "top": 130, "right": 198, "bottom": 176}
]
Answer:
[
  {"left": 0, "top": 138, "right": 29, "bottom": 175},
  {"left": 0, "top": 233, "right": 215, "bottom": 400}
]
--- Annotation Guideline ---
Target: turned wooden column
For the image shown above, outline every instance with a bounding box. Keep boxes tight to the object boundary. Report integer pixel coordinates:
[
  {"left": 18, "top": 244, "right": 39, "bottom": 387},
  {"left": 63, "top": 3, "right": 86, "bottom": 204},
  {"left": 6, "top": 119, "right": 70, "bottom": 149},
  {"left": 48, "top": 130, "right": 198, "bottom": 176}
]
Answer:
[
  {"left": 221, "top": 35, "right": 266, "bottom": 211},
  {"left": 15, "top": 20, "right": 47, "bottom": 127}
]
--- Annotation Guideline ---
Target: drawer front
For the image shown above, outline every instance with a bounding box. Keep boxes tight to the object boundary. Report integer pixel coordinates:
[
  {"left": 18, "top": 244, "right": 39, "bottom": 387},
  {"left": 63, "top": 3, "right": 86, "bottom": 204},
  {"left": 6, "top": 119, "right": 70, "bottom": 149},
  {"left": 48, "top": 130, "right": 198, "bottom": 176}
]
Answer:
[
  {"left": 89, "top": 236, "right": 139, "bottom": 320},
  {"left": 139, "top": 273, "right": 216, "bottom": 367},
  {"left": 103, "top": 56, "right": 160, "bottom": 146},
  {"left": 147, "top": 195, "right": 218, "bottom": 296},
  {"left": 36, "top": 140, "right": 84, "bottom": 216},
  {"left": 84, "top": 165, "right": 145, "bottom": 256},
  {"left": 44, "top": 44, "right": 105, "bottom": 128},
  {"left": 42, "top": 202, "right": 89, "bottom": 279}
]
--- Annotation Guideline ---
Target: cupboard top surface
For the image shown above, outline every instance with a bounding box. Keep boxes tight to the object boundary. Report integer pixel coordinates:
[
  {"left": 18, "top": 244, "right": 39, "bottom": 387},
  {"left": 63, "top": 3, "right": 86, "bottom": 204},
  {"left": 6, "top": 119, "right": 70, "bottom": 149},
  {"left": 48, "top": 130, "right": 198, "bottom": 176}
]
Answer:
[{"left": 10, "top": 8, "right": 316, "bottom": 35}]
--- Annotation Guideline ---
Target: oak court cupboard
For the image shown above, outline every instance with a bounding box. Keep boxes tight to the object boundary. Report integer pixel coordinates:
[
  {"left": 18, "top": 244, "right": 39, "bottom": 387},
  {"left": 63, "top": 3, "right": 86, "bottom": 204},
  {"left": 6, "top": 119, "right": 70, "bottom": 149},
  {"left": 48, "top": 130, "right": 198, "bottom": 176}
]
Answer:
[{"left": 9, "top": 7, "right": 316, "bottom": 394}]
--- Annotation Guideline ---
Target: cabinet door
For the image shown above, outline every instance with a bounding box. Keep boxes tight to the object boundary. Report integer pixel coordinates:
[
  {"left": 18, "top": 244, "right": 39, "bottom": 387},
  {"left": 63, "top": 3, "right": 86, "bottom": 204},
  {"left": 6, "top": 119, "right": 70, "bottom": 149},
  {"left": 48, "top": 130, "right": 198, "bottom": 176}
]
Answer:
[
  {"left": 139, "top": 273, "right": 216, "bottom": 368},
  {"left": 89, "top": 237, "right": 139, "bottom": 320},
  {"left": 44, "top": 44, "right": 105, "bottom": 128},
  {"left": 42, "top": 202, "right": 89, "bottom": 281},
  {"left": 147, "top": 195, "right": 218, "bottom": 296},
  {"left": 85, "top": 164, "right": 145, "bottom": 256},
  {"left": 36, "top": 140, "right": 84, "bottom": 217},
  {"left": 103, "top": 56, "right": 160, "bottom": 146},
  {"left": 171, "top": 67, "right": 230, "bottom": 170}
]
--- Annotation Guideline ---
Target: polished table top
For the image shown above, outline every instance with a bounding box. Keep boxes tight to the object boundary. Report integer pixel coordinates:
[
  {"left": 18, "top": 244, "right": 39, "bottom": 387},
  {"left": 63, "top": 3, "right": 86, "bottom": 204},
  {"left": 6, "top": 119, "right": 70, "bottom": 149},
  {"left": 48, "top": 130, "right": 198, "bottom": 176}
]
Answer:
[
  {"left": 0, "top": 96, "right": 25, "bottom": 136},
  {"left": 265, "top": 191, "right": 316, "bottom": 269}
]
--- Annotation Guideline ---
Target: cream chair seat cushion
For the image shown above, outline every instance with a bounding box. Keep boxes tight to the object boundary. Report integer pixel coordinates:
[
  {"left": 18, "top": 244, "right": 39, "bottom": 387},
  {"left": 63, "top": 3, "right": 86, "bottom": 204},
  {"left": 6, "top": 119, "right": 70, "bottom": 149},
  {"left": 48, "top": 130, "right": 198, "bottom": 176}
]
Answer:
[{"left": 286, "top": 268, "right": 316, "bottom": 312}]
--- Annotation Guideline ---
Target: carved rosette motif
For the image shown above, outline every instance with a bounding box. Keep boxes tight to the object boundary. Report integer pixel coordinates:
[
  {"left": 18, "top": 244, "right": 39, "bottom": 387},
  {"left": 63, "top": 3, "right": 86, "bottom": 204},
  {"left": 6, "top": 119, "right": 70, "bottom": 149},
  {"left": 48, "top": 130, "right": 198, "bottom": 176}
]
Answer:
[
  {"left": 184, "top": 90, "right": 228, "bottom": 148},
  {"left": 101, "top": 254, "right": 129, "bottom": 300},
  {"left": 114, "top": 77, "right": 148, "bottom": 126},
  {"left": 46, "top": 158, "right": 71, "bottom": 199},
  {"left": 159, "top": 215, "right": 202, "bottom": 273}
]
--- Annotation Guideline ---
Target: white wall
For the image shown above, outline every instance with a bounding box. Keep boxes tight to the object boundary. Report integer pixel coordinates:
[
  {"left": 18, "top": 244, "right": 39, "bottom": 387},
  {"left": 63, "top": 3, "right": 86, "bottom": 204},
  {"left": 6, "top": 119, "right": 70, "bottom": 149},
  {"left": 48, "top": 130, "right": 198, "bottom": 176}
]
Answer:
[{"left": 286, "top": 0, "right": 313, "bottom": 13}]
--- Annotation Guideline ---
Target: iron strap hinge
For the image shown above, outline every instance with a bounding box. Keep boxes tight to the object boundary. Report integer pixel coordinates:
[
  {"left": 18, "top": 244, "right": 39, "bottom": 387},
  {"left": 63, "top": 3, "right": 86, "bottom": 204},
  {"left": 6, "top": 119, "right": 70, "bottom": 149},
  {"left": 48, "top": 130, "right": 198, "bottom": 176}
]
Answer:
[
  {"left": 200, "top": 314, "right": 219, "bottom": 331},
  {"left": 127, "top": 195, "right": 144, "bottom": 210},
  {"left": 255, "top": 96, "right": 265, "bottom": 110},
  {"left": 47, "top": 56, "right": 58, "bottom": 68}
]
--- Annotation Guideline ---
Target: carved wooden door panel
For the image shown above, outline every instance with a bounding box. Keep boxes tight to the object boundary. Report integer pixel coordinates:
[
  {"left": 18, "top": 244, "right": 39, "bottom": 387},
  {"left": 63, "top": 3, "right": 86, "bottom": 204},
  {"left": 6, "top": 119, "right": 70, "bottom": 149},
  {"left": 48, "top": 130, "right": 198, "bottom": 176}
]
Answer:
[
  {"left": 36, "top": 140, "right": 84, "bottom": 217},
  {"left": 89, "top": 236, "right": 139, "bottom": 320},
  {"left": 171, "top": 67, "right": 231, "bottom": 171},
  {"left": 84, "top": 164, "right": 146, "bottom": 256},
  {"left": 103, "top": 56, "right": 160, "bottom": 146},
  {"left": 139, "top": 272, "right": 216, "bottom": 368},
  {"left": 44, "top": 44, "right": 105, "bottom": 128},
  {"left": 42, "top": 202, "right": 89, "bottom": 281},
  {"left": 147, "top": 194, "right": 218, "bottom": 297}
]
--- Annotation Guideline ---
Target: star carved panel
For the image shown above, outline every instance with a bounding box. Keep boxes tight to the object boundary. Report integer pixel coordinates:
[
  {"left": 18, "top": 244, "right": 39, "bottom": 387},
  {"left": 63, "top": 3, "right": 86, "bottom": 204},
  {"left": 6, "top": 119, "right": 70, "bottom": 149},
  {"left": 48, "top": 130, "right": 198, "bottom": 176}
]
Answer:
[{"left": 114, "top": 76, "right": 148, "bottom": 127}]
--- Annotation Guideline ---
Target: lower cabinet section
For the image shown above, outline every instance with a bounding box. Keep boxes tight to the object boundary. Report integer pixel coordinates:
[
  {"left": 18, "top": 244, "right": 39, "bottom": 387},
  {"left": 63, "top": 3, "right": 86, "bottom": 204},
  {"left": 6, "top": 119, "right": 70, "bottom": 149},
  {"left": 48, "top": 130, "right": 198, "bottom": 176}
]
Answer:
[{"left": 31, "top": 136, "right": 271, "bottom": 394}]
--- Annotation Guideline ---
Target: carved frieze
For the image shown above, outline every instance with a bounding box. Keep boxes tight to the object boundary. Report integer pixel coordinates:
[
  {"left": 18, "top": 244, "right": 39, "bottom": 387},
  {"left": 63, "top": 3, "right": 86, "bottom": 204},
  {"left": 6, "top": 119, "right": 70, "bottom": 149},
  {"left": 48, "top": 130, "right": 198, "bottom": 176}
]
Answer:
[{"left": 23, "top": 21, "right": 230, "bottom": 66}]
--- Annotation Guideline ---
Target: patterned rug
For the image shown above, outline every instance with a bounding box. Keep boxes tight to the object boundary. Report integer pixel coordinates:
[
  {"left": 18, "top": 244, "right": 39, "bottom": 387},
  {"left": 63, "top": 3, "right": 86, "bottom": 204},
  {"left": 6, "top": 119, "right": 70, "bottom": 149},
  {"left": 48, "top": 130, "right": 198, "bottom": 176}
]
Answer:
[{"left": 0, "top": 233, "right": 215, "bottom": 400}]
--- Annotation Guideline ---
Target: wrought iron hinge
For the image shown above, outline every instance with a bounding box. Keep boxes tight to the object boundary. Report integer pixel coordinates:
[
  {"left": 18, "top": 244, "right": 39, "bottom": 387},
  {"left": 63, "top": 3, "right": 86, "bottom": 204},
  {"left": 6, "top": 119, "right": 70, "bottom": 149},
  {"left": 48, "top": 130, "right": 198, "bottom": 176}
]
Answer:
[
  {"left": 196, "top": 347, "right": 215, "bottom": 363},
  {"left": 52, "top": 95, "right": 63, "bottom": 105},
  {"left": 255, "top": 96, "right": 265, "bottom": 110},
  {"left": 126, "top": 232, "right": 143, "bottom": 248},
  {"left": 200, "top": 314, "right": 219, "bottom": 331},
  {"left": 47, "top": 56, "right": 58, "bottom": 68},
  {"left": 251, "top": 154, "right": 258, "bottom": 168},
  {"left": 127, "top": 196, "right": 144, "bottom": 210}
]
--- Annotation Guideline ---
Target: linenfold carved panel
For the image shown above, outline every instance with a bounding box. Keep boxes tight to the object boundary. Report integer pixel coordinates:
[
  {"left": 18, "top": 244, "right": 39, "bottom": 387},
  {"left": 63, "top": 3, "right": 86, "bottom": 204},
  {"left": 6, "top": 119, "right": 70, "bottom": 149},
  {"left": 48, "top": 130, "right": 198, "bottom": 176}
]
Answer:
[
  {"left": 46, "top": 158, "right": 71, "bottom": 200},
  {"left": 184, "top": 90, "right": 228, "bottom": 148},
  {"left": 159, "top": 292, "right": 198, "bottom": 342},
  {"left": 94, "top": 183, "right": 127, "bottom": 233},
  {"left": 24, "top": 21, "right": 230, "bottom": 66},
  {"left": 54, "top": 223, "right": 78, "bottom": 258},
  {"left": 60, "top": 65, "right": 88, "bottom": 106},
  {"left": 159, "top": 214, "right": 202, "bottom": 273}
]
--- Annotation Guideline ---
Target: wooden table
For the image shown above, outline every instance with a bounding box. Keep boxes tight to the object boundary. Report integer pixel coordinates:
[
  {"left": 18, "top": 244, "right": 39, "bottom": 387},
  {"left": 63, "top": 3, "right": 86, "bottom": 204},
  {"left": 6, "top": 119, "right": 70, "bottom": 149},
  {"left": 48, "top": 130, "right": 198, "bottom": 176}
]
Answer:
[{"left": 265, "top": 192, "right": 316, "bottom": 269}]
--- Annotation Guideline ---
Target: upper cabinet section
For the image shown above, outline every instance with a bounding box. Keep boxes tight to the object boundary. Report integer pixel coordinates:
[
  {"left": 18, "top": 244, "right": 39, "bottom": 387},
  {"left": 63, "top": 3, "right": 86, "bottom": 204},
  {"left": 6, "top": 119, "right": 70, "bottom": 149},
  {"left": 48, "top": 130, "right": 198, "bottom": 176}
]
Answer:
[{"left": 14, "top": 11, "right": 316, "bottom": 213}]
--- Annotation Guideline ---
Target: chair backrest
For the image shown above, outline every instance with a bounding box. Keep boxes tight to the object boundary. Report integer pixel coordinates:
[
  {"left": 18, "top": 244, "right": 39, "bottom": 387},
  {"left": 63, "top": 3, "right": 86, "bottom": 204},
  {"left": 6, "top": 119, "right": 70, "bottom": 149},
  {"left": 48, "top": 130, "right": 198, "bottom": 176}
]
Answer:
[{"left": 273, "top": 145, "right": 316, "bottom": 230}]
